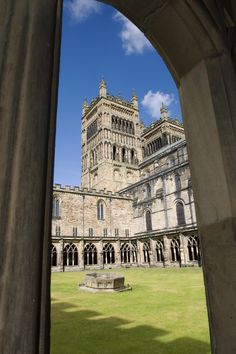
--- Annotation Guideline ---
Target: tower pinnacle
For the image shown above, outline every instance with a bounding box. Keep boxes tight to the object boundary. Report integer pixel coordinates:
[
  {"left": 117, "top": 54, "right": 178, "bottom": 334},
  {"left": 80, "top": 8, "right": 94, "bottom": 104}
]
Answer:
[
  {"left": 160, "top": 102, "right": 168, "bottom": 120},
  {"left": 82, "top": 98, "right": 89, "bottom": 116},
  {"left": 99, "top": 78, "right": 107, "bottom": 97},
  {"left": 131, "top": 90, "right": 138, "bottom": 109}
]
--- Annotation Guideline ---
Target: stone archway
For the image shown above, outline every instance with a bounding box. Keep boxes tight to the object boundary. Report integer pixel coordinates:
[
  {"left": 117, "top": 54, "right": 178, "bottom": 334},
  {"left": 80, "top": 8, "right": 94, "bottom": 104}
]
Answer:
[{"left": 0, "top": 1, "right": 236, "bottom": 353}]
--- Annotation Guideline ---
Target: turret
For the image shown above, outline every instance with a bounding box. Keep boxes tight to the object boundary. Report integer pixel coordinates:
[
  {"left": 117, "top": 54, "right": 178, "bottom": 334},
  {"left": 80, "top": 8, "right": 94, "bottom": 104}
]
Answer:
[
  {"left": 131, "top": 90, "right": 138, "bottom": 109},
  {"left": 99, "top": 79, "right": 107, "bottom": 98},
  {"left": 160, "top": 103, "right": 168, "bottom": 121},
  {"left": 82, "top": 98, "right": 89, "bottom": 116}
]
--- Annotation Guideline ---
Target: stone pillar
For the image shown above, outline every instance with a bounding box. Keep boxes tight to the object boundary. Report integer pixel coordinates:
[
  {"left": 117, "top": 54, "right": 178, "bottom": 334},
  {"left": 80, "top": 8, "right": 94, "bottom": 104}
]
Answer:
[
  {"left": 163, "top": 235, "right": 171, "bottom": 267},
  {"left": 0, "top": 1, "right": 62, "bottom": 353},
  {"left": 97, "top": 241, "right": 103, "bottom": 269},
  {"left": 114, "top": 240, "right": 121, "bottom": 267},
  {"left": 149, "top": 239, "right": 156, "bottom": 266},
  {"left": 179, "top": 234, "right": 186, "bottom": 267},
  {"left": 59, "top": 239, "right": 64, "bottom": 272},
  {"left": 137, "top": 240, "right": 143, "bottom": 265},
  {"left": 78, "top": 240, "right": 84, "bottom": 270}
]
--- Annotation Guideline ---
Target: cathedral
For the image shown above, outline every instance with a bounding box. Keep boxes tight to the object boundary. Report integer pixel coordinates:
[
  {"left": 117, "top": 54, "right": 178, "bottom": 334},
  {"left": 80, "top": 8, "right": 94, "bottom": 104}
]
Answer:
[{"left": 51, "top": 80, "right": 200, "bottom": 271}]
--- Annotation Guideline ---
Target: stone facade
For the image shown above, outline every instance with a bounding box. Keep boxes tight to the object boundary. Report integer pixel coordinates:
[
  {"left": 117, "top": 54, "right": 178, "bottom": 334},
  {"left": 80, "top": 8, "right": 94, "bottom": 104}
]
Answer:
[{"left": 52, "top": 81, "right": 200, "bottom": 271}]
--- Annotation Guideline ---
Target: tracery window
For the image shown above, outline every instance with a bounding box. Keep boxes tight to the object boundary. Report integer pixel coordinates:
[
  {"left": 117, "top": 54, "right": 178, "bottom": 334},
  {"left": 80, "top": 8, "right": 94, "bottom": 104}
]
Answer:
[
  {"left": 63, "top": 243, "right": 78, "bottom": 266},
  {"left": 143, "top": 242, "right": 150, "bottom": 263},
  {"left": 120, "top": 243, "right": 137, "bottom": 263},
  {"left": 170, "top": 238, "right": 180, "bottom": 262},
  {"left": 146, "top": 210, "right": 152, "bottom": 231},
  {"left": 187, "top": 236, "right": 199, "bottom": 261},
  {"left": 84, "top": 243, "right": 97, "bottom": 265},
  {"left": 51, "top": 245, "right": 57, "bottom": 266},
  {"left": 97, "top": 200, "right": 105, "bottom": 220},
  {"left": 176, "top": 202, "right": 186, "bottom": 225},
  {"left": 103, "top": 243, "right": 115, "bottom": 264},
  {"left": 156, "top": 240, "right": 164, "bottom": 262},
  {"left": 112, "top": 145, "right": 117, "bottom": 160},
  {"left": 122, "top": 147, "right": 126, "bottom": 162}
]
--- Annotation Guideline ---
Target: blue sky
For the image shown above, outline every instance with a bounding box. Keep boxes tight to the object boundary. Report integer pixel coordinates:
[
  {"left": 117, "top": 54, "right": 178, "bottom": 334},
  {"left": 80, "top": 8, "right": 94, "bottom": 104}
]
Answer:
[{"left": 54, "top": 0, "right": 182, "bottom": 186}]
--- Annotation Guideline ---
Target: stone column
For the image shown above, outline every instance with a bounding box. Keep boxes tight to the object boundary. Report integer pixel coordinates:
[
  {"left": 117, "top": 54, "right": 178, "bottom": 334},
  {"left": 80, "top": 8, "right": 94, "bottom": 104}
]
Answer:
[
  {"left": 137, "top": 240, "right": 143, "bottom": 265},
  {"left": 78, "top": 240, "right": 84, "bottom": 270},
  {"left": 0, "top": 1, "right": 62, "bottom": 353},
  {"left": 163, "top": 235, "right": 171, "bottom": 267},
  {"left": 114, "top": 240, "right": 121, "bottom": 267},
  {"left": 149, "top": 239, "right": 156, "bottom": 266},
  {"left": 97, "top": 241, "right": 103, "bottom": 269},
  {"left": 179, "top": 234, "right": 186, "bottom": 267},
  {"left": 59, "top": 239, "right": 64, "bottom": 272}
]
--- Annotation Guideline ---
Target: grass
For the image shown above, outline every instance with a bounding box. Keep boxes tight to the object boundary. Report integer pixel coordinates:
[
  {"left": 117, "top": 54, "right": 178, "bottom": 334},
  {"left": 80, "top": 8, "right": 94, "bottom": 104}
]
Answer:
[{"left": 51, "top": 268, "right": 211, "bottom": 354}]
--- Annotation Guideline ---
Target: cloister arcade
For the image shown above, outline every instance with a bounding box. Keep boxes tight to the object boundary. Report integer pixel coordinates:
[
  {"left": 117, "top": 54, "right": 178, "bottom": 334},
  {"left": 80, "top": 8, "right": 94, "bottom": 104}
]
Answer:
[{"left": 51, "top": 235, "right": 200, "bottom": 270}]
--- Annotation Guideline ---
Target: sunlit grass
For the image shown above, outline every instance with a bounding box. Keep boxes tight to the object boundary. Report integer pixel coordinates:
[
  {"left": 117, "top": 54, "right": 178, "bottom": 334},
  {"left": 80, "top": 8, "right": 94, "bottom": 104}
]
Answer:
[{"left": 51, "top": 268, "right": 211, "bottom": 354}]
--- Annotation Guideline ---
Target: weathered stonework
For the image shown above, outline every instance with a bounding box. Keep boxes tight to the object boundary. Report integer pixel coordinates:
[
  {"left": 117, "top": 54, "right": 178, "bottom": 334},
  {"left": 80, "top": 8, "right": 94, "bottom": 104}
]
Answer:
[{"left": 52, "top": 83, "right": 199, "bottom": 272}]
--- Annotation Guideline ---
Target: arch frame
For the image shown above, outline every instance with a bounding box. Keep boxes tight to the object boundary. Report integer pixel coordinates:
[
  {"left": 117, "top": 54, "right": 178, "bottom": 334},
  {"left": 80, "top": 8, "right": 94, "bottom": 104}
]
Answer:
[{"left": 1, "top": 1, "right": 236, "bottom": 353}]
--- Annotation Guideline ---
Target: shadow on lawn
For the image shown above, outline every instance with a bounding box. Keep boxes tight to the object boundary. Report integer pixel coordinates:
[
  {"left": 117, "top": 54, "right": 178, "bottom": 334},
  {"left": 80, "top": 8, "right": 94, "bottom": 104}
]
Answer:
[{"left": 51, "top": 300, "right": 211, "bottom": 354}]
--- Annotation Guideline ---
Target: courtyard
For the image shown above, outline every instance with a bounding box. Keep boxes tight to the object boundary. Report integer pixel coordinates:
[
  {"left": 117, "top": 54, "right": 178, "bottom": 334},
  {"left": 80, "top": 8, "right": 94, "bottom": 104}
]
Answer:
[{"left": 51, "top": 268, "right": 210, "bottom": 354}]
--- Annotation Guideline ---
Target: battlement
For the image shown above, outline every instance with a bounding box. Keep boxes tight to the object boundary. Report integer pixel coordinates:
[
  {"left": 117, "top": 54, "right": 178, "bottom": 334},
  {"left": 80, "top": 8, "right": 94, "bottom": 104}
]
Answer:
[
  {"left": 143, "top": 117, "right": 183, "bottom": 135},
  {"left": 53, "top": 184, "right": 132, "bottom": 200}
]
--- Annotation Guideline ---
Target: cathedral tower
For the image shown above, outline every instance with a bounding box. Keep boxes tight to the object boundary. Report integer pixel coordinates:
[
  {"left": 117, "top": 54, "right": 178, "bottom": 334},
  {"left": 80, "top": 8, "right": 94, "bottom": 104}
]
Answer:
[{"left": 81, "top": 80, "right": 143, "bottom": 192}]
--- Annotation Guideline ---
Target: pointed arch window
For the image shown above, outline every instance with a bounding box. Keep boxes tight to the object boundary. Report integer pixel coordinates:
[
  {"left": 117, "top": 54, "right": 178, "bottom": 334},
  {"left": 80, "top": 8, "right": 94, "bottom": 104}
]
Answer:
[
  {"left": 97, "top": 200, "right": 105, "bottom": 220},
  {"left": 120, "top": 243, "right": 137, "bottom": 263},
  {"left": 143, "top": 242, "right": 150, "bottom": 263},
  {"left": 146, "top": 210, "right": 152, "bottom": 231},
  {"left": 156, "top": 241, "right": 164, "bottom": 262},
  {"left": 63, "top": 243, "right": 78, "bottom": 266},
  {"left": 187, "top": 236, "right": 199, "bottom": 261},
  {"left": 84, "top": 243, "right": 97, "bottom": 265},
  {"left": 51, "top": 245, "right": 57, "bottom": 266},
  {"left": 176, "top": 202, "right": 186, "bottom": 225},
  {"left": 103, "top": 243, "right": 115, "bottom": 264},
  {"left": 170, "top": 238, "right": 180, "bottom": 262}
]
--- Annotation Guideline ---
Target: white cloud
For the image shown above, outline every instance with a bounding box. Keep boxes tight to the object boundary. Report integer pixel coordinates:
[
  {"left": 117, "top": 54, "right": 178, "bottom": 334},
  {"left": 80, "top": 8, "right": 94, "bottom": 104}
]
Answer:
[
  {"left": 141, "top": 90, "right": 174, "bottom": 118},
  {"left": 65, "top": 0, "right": 102, "bottom": 22},
  {"left": 113, "top": 12, "right": 153, "bottom": 55}
]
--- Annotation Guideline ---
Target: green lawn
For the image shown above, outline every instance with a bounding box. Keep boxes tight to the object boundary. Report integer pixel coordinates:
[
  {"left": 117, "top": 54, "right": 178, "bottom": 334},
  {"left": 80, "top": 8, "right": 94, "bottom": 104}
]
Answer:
[{"left": 51, "top": 268, "right": 211, "bottom": 354}]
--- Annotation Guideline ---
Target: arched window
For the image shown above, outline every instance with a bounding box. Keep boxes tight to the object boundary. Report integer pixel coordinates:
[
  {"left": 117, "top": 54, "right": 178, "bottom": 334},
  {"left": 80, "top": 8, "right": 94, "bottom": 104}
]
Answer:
[
  {"left": 63, "top": 243, "right": 78, "bottom": 266},
  {"left": 131, "top": 243, "right": 138, "bottom": 263},
  {"left": 146, "top": 210, "right": 152, "bottom": 231},
  {"left": 97, "top": 200, "right": 105, "bottom": 220},
  {"left": 146, "top": 184, "right": 151, "bottom": 199},
  {"left": 187, "top": 236, "right": 199, "bottom": 261},
  {"left": 122, "top": 147, "right": 126, "bottom": 162},
  {"left": 120, "top": 243, "right": 137, "bottom": 264},
  {"left": 120, "top": 243, "right": 130, "bottom": 263},
  {"left": 170, "top": 238, "right": 180, "bottom": 262},
  {"left": 51, "top": 245, "right": 57, "bottom": 266},
  {"left": 131, "top": 149, "right": 135, "bottom": 164},
  {"left": 175, "top": 174, "right": 181, "bottom": 191},
  {"left": 176, "top": 202, "right": 186, "bottom": 225},
  {"left": 84, "top": 243, "right": 97, "bottom": 265},
  {"left": 112, "top": 145, "right": 116, "bottom": 160},
  {"left": 52, "top": 197, "right": 60, "bottom": 218},
  {"left": 156, "top": 241, "right": 164, "bottom": 262},
  {"left": 103, "top": 243, "right": 115, "bottom": 264},
  {"left": 143, "top": 242, "right": 150, "bottom": 263}
]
